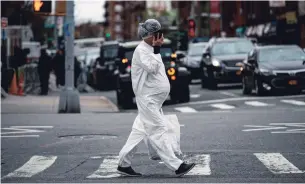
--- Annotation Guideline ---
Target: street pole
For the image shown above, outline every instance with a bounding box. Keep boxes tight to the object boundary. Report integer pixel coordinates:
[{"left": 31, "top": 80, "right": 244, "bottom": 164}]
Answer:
[{"left": 58, "top": 0, "right": 81, "bottom": 113}]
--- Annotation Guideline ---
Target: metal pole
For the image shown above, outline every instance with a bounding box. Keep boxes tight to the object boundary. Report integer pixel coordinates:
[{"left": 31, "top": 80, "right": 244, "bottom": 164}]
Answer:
[{"left": 58, "top": 0, "right": 80, "bottom": 113}]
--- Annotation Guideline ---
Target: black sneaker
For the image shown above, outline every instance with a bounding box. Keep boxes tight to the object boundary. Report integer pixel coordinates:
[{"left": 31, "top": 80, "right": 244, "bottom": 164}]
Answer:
[
  {"left": 175, "top": 162, "right": 196, "bottom": 177},
  {"left": 117, "top": 166, "right": 142, "bottom": 177}
]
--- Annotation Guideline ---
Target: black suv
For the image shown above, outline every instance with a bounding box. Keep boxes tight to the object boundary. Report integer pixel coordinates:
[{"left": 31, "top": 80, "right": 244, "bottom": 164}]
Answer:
[
  {"left": 200, "top": 37, "right": 254, "bottom": 89},
  {"left": 93, "top": 41, "right": 119, "bottom": 90},
  {"left": 115, "top": 39, "right": 191, "bottom": 109}
]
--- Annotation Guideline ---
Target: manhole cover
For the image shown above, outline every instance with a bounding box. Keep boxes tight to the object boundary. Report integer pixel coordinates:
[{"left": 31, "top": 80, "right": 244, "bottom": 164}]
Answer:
[{"left": 58, "top": 134, "right": 117, "bottom": 140}]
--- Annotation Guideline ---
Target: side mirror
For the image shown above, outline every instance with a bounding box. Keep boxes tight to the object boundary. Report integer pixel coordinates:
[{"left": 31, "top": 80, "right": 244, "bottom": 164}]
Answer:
[
  {"left": 248, "top": 59, "right": 256, "bottom": 64},
  {"left": 177, "top": 53, "right": 185, "bottom": 59},
  {"left": 203, "top": 52, "right": 211, "bottom": 58}
]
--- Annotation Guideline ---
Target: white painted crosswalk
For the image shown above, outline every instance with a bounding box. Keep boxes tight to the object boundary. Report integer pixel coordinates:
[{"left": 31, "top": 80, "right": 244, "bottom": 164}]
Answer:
[
  {"left": 254, "top": 153, "right": 304, "bottom": 174},
  {"left": 174, "top": 107, "right": 197, "bottom": 113},
  {"left": 210, "top": 103, "right": 236, "bottom": 109},
  {"left": 244, "top": 101, "right": 271, "bottom": 107},
  {"left": 281, "top": 99, "right": 305, "bottom": 106},
  {"left": 3, "top": 155, "right": 57, "bottom": 178},
  {"left": 2, "top": 153, "right": 304, "bottom": 180},
  {"left": 174, "top": 99, "right": 305, "bottom": 113}
]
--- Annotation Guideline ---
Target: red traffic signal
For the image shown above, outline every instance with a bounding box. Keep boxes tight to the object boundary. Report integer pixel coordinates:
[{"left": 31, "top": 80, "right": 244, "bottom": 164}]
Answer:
[{"left": 188, "top": 19, "right": 196, "bottom": 28}]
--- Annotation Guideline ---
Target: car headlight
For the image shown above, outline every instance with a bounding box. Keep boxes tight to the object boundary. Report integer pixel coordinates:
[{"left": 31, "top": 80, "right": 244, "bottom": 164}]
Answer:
[
  {"left": 212, "top": 59, "right": 220, "bottom": 67},
  {"left": 259, "top": 68, "right": 275, "bottom": 76}
]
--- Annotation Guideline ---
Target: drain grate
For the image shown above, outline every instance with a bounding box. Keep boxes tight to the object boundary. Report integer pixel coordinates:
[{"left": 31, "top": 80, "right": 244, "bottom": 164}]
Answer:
[{"left": 58, "top": 134, "right": 117, "bottom": 140}]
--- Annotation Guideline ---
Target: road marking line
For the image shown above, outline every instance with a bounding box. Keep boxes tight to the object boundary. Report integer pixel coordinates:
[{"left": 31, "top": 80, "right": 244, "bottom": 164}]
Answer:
[
  {"left": 210, "top": 103, "right": 235, "bottom": 109},
  {"left": 1, "top": 135, "right": 40, "bottom": 138},
  {"left": 186, "top": 154, "right": 211, "bottom": 175},
  {"left": 281, "top": 99, "right": 305, "bottom": 106},
  {"left": 87, "top": 156, "right": 120, "bottom": 178},
  {"left": 190, "top": 94, "right": 200, "bottom": 98},
  {"left": 243, "top": 125, "right": 287, "bottom": 132},
  {"left": 175, "top": 107, "right": 197, "bottom": 113},
  {"left": 9, "top": 126, "right": 53, "bottom": 129},
  {"left": 244, "top": 101, "right": 271, "bottom": 107},
  {"left": 254, "top": 153, "right": 304, "bottom": 174},
  {"left": 220, "top": 92, "right": 237, "bottom": 97},
  {"left": 185, "top": 94, "right": 305, "bottom": 105},
  {"left": 3, "top": 156, "right": 57, "bottom": 178}
]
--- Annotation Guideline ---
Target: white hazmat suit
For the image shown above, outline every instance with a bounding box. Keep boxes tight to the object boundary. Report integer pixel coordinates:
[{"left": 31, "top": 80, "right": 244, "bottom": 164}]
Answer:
[{"left": 118, "top": 40, "right": 183, "bottom": 171}]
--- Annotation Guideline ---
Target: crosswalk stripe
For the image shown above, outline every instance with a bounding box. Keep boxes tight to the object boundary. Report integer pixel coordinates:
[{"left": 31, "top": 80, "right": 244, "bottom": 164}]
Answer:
[
  {"left": 190, "top": 94, "right": 200, "bottom": 99},
  {"left": 3, "top": 155, "right": 57, "bottom": 178},
  {"left": 244, "top": 101, "right": 270, "bottom": 107},
  {"left": 210, "top": 103, "right": 235, "bottom": 109},
  {"left": 254, "top": 153, "right": 304, "bottom": 174},
  {"left": 86, "top": 156, "right": 120, "bottom": 179},
  {"left": 281, "top": 99, "right": 305, "bottom": 106},
  {"left": 175, "top": 106, "right": 198, "bottom": 113},
  {"left": 186, "top": 154, "right": 211, "bottom": 175}
]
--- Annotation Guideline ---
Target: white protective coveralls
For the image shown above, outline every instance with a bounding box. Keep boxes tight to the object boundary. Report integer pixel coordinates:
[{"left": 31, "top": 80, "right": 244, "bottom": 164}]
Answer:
[{"left": 118, "top": 41, "right": 183, "bottom": 171}]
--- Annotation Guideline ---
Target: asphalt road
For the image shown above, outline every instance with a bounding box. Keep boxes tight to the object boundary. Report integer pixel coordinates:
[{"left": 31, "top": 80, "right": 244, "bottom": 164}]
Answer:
[
  {"left": 1, "top": 108, "right": 305, "bottom": 183},
  {"left": 103, "top": 82, "right": 305, "bottom": 114},
  {"left": 2, "top": 82, "right": 305, "bottom": 183}
]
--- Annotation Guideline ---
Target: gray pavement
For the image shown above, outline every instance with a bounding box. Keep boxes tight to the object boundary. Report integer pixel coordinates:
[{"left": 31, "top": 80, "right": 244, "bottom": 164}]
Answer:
[
  {"left": 1, "top": 92, "right": 118, "bottom": 114},
  {"left": 1, "top": 109, "right": 305, "bottom": 183}
]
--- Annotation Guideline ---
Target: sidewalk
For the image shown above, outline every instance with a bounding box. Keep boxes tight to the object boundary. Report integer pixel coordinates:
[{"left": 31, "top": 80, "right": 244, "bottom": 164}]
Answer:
[{"left": 1, "top": 93, "right": 119, "bottom": 114}]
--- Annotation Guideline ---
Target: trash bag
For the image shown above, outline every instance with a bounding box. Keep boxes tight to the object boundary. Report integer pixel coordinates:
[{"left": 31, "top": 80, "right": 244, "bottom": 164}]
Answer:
[{"left": 144, "top": 109, "right": 182, "bottom": 159}]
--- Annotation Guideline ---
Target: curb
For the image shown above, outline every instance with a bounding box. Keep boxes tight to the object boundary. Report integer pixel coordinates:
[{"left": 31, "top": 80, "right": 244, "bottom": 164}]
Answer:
[{"left": 100, "top": 96, "right": 119, "bottom": 112}]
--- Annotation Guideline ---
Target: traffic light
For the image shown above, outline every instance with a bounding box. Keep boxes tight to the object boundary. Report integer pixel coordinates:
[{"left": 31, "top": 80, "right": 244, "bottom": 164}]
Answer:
[
  {"left": 188, "top": 19, "right": 196, "bottom": 37},
  {"left": 33, "top": 0, "right": 52, "bottom": 13},
  {"left": 104, "top": 11, "right": 109, "bottom": 27},
  {"left": 104, "top": 2, "right": 109, "bottom": 27}
]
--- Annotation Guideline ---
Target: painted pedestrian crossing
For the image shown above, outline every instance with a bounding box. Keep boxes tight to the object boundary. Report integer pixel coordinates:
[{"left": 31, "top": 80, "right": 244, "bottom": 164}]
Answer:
[
  {"left": 174, "top": 99, "right": 305, "bottom": 113},
  {"left": 2, "top": 153, "right": 304, "bottom": 180}
]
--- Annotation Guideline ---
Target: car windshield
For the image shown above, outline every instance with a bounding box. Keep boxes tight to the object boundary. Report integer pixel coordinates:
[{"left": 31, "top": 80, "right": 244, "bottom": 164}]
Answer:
[
  {"left": 259, "top": 47, "right": 305, "bottom": 63},
  {"left": 188, "top": 44, "right": 206, "bottom": 56},
  {"left": 124, "top": 51, "right": 134, "bottom": 61},
  {"left": 104, "top": 47, "right": 118, "bottom": 59},
  {"left": 211, "top": 40, "right": 254, "bottom": 56},
  {"left": 160, "top": 47, "right": 172, "bottom": 58}
]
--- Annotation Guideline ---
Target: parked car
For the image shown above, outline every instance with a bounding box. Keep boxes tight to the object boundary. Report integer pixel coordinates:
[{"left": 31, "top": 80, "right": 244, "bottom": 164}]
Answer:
[
  {"left": 115, "top": 39, "right": 190, "bottom": 109},
  {"left": 200, "top": 37, "right": 254, "bottom": 89},
  {"left": 241, "top": 45, "right": 305, "bottom": 95},
  {"left": 184, "top": 42, "right": 208, "bottom": 80},
  {"left": 93, "top": 41, "right": 119, "bottom": 90}
]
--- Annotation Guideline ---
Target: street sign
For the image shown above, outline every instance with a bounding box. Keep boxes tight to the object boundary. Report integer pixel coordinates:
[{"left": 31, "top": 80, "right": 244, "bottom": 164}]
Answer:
[{"left": 1, "top": 17, "right": 8, "bottom": 28}]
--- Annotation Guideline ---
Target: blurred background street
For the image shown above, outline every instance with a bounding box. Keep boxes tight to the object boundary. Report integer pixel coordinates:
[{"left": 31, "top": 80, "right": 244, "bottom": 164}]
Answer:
[{"left": 1, "top": 0, "right": 305, "bottom": 183}]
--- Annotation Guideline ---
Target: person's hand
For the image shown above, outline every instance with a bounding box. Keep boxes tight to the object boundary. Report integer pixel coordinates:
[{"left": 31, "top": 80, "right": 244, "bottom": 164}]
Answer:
[{"left": 152, "top": 33, "right": 164, "bottom": 47}]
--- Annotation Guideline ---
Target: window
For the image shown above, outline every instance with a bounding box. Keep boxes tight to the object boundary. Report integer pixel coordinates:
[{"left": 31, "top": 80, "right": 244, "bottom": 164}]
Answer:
[
  {"left": 211, "top": 40, "right": 254, "bottom": 56},
  {"left": 258, "top": 47, "right": 305, "bottom": 63},
  {"left": 104, "top": 47, "right": 118, "bottom": 59},
  {"left": 124, "top": 51, "right": 134, "bottom": 60},
  {"left": 160, "top": 47, "right": 172, "bottom": 58}
]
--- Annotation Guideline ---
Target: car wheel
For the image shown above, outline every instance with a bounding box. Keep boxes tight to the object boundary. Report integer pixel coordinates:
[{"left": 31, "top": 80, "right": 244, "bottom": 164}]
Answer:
[
  {"left": 207, "top": 71, "right": 217, "bottom": 90},
  {"left": 179, "top": 85, "right": 190, "bottom": 103},
  {"left": 255, "top": 79, "right": 266, "bottom": 96},
  {"left": 201, "top": 67, "right": 207, "bottom": 88},
  {"left": 242, "top": 77, "right": 252, "bottom": 95},
  {"left": 116, "top": 90, "right": 122, "bottom": 107}
]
